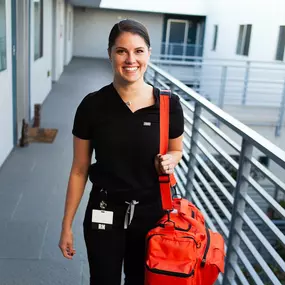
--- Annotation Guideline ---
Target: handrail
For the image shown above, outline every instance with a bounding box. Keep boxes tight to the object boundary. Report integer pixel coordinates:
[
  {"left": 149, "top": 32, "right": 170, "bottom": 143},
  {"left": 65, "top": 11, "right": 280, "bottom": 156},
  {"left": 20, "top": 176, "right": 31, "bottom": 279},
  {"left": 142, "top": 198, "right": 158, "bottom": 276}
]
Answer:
[
  {"left": 148, "top": 62, "right": 285, "bottom": 167},
  {"left": 146, "top": 62, "right": 285, "bottom": 285}
]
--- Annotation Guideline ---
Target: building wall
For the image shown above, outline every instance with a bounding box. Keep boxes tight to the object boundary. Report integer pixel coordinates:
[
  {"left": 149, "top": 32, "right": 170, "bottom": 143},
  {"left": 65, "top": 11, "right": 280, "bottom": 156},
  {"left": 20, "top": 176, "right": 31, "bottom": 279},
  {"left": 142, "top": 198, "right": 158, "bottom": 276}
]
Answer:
[
  {"left": 203, "top": 0, "right": 285, "bottom": 61},
  {"left": 52, "top": 0, "right": 65, "bottom": 81},
  {"left": 0, "top": 0, "right": 13, "bottom": 167},
  {"left": 64, "top": 3, "right": 74, "bottom": 65},
  {"left": 73, "top": 8, "right": 164, "bottom": 58},
  {"left": 200, "top": 0, "right": 285, "bottom": 107},
  {"left": 99, "top": 0, "right": 207, "bottom": 16},
  {"left": 30, "top": 0, "right": 53, "bottom": 117}
]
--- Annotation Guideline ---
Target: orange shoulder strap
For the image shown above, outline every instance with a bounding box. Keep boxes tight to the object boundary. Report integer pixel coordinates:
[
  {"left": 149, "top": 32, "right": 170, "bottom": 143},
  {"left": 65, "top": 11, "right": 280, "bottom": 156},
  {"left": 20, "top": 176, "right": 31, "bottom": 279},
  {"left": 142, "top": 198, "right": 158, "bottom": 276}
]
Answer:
[{"left": 159, "top": 89, "right": 176, "bottom": 211}]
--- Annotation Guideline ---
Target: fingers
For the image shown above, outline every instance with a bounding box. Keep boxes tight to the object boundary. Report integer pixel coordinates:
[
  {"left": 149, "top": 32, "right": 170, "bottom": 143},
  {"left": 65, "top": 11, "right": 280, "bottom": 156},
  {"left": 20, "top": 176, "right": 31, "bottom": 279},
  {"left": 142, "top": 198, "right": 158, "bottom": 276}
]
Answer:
[
  {"left": 58, "top": 233, "right": 76, "bottom": 260},
  {"left": 157, "top": 154, "right": 175, "bottom": 174},
  {"left": 59, "top": 242, "right": 76, "bottom": 260}
]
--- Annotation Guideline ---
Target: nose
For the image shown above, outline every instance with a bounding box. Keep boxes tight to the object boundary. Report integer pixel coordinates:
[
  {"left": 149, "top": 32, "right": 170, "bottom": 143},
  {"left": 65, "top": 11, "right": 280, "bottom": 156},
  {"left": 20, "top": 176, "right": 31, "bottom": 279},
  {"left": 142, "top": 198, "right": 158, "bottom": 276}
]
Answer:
[{"left": 125, "top": 52, "right": 136, "bottom": 64}]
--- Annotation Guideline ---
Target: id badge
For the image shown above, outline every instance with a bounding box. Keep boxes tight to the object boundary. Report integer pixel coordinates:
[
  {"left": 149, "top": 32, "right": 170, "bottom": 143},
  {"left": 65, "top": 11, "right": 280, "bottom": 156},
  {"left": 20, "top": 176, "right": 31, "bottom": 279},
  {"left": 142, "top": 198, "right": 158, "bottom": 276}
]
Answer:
[{"left": 92, "top": 209, "right": 113, "bottom": 230}]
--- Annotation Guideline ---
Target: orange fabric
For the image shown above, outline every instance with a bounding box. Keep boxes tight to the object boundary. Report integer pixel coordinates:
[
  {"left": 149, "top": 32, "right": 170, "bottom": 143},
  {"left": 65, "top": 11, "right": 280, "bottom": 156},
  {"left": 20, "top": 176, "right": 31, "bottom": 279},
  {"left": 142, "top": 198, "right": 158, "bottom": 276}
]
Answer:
[
  {"left": 145, "top": 198, "right": 225, "bottom": 285},
  {"left": 159, "top": 90, "right": 176, "bottom": 210}
]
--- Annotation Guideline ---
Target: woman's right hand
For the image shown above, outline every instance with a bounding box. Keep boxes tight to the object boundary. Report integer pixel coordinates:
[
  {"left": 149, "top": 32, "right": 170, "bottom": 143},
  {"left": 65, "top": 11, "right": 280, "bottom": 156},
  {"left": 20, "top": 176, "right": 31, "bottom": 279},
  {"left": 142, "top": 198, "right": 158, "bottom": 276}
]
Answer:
[{"left": 58, "top": 228, "right": 76, "bottom": 260}]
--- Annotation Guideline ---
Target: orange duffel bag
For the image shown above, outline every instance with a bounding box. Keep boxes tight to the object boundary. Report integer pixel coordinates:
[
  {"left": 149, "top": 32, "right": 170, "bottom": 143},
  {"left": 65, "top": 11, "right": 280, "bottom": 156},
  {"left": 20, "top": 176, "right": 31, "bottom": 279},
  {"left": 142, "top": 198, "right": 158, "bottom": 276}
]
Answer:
[{"left": 144, "top": 90, "right": 225, "bottom": 285}]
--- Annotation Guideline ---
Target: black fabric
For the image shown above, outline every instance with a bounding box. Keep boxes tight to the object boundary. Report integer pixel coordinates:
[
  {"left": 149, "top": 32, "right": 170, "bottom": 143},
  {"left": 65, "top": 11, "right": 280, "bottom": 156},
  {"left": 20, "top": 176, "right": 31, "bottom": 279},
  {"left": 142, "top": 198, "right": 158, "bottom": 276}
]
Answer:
[
  {"left": 72, "top": 83, "right": 184, "bottom": 193},
  {"left": 83, "top": 185, "right": 164, "bottom": 285}
]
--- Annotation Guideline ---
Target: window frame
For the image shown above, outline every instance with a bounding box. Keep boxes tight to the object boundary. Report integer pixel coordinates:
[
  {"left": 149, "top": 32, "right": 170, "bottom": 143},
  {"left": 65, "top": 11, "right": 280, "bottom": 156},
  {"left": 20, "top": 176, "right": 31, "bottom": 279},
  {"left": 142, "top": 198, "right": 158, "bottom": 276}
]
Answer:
[
  {"left": 212, "top": 25, "right": 218, "bottom": 51},
  {"left": 236, "top": 24, "right": 252, "bottom": 56},
  {"left": 275, "top": 25, "right": 285, "bottom": 61},
  {"left": 0, "top": 0, "right": 7, "bottom": 72},
  {"left": 34, "top": 0, "right": 43, "bottom": 61}
]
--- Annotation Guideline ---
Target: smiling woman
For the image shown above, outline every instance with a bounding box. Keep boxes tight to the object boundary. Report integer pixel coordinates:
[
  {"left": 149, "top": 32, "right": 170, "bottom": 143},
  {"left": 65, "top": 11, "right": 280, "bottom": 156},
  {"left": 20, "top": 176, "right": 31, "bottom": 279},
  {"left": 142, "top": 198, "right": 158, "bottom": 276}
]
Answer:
[{"left": 59, "top": 19, "right": 184, "bottom": 285}]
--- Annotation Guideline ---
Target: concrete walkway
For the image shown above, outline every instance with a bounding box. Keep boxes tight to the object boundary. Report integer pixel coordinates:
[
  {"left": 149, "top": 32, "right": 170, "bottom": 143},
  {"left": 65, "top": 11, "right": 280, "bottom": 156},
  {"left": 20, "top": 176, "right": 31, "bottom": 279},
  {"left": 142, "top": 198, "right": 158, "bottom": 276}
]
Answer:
[{"left": 0, "top": 58, "right": 113, "bottom": 285}]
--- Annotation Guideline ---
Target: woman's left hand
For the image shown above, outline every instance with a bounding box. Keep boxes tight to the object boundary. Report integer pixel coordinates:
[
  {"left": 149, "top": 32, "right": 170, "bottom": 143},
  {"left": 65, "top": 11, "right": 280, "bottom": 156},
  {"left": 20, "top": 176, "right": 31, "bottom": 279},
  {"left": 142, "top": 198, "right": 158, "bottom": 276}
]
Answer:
[{"left": 155, "top": 154, "right": 176, "bottom": 175}]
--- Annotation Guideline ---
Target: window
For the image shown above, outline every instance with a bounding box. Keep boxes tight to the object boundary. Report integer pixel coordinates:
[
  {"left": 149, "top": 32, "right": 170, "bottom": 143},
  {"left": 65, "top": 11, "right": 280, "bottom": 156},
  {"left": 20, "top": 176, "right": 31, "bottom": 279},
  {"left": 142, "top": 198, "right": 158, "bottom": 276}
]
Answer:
[
  {"left": 68, "top": 11, "right": 72, "bottom": 41},
  {"left": 212, "top": 25, "right": 218, "bottom": 51},
  {"left": 34, "top": 0, "right": 43, "bottom": 60},
  {"left": 0, "top": 0, "right": 7, "bottom": 71},
  {"left": 276, "top": 26, "right": 285, "bottom": 61},
  {"left": 236, "top": 24, "right": 252, "bottom": 56}
]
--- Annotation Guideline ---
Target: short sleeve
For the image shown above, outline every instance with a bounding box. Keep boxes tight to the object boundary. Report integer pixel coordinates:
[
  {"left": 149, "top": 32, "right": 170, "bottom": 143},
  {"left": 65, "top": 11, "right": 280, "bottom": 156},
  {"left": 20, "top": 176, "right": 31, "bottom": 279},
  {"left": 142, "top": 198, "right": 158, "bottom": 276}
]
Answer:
[
  {"left": 72, "top": 94, "right": 92, "bottom": 140},
  {"left": 169, "top": 94, "right": 184, "bottom": 139}
]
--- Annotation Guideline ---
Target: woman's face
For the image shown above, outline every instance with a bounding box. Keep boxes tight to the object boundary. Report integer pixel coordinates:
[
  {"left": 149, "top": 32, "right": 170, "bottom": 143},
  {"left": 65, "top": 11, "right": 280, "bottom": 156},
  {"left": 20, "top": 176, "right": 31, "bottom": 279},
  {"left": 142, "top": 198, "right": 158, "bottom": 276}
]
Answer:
[{"left": 109, "top": 32, "right": 151, "bottom": 84}]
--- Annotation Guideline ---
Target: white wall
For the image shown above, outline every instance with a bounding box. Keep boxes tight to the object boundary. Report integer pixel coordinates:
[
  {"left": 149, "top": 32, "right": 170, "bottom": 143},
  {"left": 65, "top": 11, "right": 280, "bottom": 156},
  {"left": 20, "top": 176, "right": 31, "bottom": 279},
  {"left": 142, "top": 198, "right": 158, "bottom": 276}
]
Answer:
[
  {"left": 100, "top": 0, "right": 207, "bottom": 16},
  {"left": 52, "top": 0, "right": 65, "bottom": 81},
  {"left": 203, "top": 0, "right": 285, "bottom": 61},
  {"left": 73, "top": 8, "right": 164, "bottom": 58},
  {"left": 30, "top": 0, "right": 53, "bottom": 117},
  {"left": 0, "top": 0, "right": 13, "bottom": 167},
  {"left": 64, "top": 3, "right": 73, "bottom": 65},
  {"left": 199, "top": 0, "right": 285, "bottom": 107}
]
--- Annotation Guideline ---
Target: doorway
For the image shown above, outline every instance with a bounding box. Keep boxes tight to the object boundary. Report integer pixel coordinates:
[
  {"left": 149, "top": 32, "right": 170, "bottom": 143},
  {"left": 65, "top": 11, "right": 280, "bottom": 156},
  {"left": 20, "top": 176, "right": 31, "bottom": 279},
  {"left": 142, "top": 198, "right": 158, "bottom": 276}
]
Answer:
[{"left": 11, "top": 0, "right": 30, "bottom": 145}]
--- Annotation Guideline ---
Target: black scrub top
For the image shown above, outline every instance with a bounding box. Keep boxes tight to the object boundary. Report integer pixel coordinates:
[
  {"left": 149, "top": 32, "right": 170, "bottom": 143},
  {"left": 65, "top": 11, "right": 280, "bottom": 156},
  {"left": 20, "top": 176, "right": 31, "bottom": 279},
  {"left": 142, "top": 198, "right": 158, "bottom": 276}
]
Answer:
[{"left": 72, "top": 83, "right": 184, "bottom": 198}]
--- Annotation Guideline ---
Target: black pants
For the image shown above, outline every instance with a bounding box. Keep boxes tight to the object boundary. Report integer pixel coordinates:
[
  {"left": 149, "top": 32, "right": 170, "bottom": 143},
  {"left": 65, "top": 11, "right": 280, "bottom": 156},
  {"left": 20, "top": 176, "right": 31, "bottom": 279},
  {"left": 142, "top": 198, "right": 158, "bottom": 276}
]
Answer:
[{"left": 83, "top": 185, "right": 164, "bottom": 285}]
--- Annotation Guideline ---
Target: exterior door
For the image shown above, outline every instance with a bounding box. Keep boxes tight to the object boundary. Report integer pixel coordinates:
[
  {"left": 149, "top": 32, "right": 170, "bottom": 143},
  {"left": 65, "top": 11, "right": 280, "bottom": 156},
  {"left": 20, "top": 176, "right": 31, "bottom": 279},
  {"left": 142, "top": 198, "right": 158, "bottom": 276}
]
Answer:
[{"left": 165, "top": 19, "right": 189, "bottom": 58}]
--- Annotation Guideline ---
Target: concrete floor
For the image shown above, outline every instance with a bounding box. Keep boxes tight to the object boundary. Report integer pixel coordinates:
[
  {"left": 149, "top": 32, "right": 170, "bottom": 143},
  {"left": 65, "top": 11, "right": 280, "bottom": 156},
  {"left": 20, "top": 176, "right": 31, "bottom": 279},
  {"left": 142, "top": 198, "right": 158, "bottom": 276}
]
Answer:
[{"left": 0, "top": 58, "right": 114, "bottom": 285}]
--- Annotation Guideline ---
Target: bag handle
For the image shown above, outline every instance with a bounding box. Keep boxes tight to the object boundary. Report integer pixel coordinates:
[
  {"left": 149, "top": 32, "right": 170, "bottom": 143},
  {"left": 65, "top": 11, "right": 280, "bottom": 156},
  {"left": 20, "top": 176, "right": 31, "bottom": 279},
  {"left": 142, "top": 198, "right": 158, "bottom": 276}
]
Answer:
[{"left": 159, "top": 90, "right": 176, "bottom": 211}]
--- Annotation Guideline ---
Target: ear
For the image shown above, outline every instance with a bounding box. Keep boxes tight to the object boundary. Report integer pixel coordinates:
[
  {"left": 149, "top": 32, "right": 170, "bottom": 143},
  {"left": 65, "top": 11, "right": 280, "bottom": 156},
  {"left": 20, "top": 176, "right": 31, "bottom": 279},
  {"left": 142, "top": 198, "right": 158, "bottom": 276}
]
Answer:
[{"left": 107, "top": 48, "right": 112, "bottom": 61}]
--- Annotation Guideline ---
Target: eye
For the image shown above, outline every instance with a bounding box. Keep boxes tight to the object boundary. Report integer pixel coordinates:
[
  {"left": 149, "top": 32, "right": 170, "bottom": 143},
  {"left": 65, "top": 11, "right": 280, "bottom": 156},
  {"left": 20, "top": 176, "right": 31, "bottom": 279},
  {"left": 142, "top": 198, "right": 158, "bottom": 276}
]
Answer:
[
  {"left": 116, "top": 49, "right": 126, "bottom": 54},
  {"left": 136, "top": 49, "right": 144, "bottom": 54}
]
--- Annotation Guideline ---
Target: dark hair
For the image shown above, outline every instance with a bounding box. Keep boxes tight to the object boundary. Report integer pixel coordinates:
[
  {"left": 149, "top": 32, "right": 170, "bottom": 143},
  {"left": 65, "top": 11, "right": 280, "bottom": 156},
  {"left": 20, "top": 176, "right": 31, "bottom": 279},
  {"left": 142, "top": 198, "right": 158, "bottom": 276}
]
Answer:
[{"left": 108, "top": 19, "right": 151, "bottom": 51}]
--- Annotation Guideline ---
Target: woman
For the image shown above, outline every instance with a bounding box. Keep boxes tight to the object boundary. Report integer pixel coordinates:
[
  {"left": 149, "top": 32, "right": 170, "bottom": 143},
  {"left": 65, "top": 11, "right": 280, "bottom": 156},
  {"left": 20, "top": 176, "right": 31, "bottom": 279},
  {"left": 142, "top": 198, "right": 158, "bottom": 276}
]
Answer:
[{"left": 59, "top": 19, "right": 184, "bottom": 285}]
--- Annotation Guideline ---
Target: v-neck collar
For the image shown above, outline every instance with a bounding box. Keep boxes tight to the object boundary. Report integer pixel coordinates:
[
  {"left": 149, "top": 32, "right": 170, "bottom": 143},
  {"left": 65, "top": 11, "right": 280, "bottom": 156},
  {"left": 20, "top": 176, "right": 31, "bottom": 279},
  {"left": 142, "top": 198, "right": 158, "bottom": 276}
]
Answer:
[{"left": 110, "top": 83, "right": 159, "bottom": 114}]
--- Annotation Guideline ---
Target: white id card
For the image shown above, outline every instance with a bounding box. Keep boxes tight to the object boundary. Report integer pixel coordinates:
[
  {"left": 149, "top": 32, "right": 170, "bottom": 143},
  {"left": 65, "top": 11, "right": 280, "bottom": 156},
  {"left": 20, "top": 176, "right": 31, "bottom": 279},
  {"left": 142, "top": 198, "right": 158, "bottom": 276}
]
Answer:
[{"left": 92, "top": 209, "right": 114, "bottom": 225}]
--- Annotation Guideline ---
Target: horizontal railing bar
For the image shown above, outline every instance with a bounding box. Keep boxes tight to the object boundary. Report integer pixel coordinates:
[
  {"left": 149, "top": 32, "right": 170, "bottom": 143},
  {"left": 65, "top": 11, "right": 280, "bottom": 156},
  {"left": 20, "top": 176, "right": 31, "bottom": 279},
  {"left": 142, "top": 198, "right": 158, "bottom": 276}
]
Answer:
[
  {"left": 175, "top": 164, "right": 187, "bottom": 185},
  {"left": 229, "top": 259, "right": 254, "bottom": 285},
  {"left": 193, "top": 178, "right": 231, "bottom": 235},
  {"left": 179, "top": 158, "right": 188, "bottom": 174},
  {"left": 194, "top": 140, "right": 237, "bottom": 187},
  {"left": 184, "top": 125, "right": 192, "bottom": 139},
  {"left": 148, "top": 62, "right": 285, "bottom": 168},
  {"left": 245, "top": 176, "right": 285, "bottom": 218},
  {"left": 190, "top": 189, "right": 222, "bottom": 234},
  {"left": 196, "top": 114, "right": 241, "bottom": 153},
  {"left": 249, "top": 158, "right": 285, "bottom": 195},
  {"left": 241, "top": 213, "right": 285, "bottom": 271},
  {"left": 193, "top": 166, "right": 232, "bottom": 220},
  {"left": 236, "top": 230, "right": 284, "bottom": 285},
  {"left": 233, "top": 247, "right": 268, "bottom": 285},
  {"left": 243, "top": 194, "right": 285, "bottom": 246},
  {"left": 183, "top": 139, "right": 191, "bottom": 152},
  {"left": 156, "top": 78, "right": 169, "bottom": 89},
  {"left": 195, "top": 127, "right": 240, "bottom": 170},
  {"left": 195, "top": 154, "right": 234, "bottom": 205},
  {"left": 175, "top": 174, "right": 186, "bottom": 196}
]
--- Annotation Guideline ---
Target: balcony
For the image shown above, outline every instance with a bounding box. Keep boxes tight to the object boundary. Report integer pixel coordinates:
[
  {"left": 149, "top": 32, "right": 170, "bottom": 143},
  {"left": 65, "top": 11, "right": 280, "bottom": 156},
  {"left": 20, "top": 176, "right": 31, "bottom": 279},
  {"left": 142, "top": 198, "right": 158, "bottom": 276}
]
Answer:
[{"left": 0, "top": 58, "right": 284, "bottom": 284}]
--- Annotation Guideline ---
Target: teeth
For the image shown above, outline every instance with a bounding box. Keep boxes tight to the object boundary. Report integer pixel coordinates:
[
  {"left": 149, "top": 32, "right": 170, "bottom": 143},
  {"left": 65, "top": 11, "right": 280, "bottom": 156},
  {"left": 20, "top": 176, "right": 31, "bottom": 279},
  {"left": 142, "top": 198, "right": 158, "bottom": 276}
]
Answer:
[{"left": 124, "top": 67, "right": 138, "bottom": 71}]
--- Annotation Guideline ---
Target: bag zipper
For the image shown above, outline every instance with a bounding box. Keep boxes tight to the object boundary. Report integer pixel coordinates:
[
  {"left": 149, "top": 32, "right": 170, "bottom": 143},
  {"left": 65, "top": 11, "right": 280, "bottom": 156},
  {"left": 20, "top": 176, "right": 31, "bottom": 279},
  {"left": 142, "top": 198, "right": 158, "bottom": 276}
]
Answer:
[{"left": 201, "top": 227, "right": 211, "bottom": 267}]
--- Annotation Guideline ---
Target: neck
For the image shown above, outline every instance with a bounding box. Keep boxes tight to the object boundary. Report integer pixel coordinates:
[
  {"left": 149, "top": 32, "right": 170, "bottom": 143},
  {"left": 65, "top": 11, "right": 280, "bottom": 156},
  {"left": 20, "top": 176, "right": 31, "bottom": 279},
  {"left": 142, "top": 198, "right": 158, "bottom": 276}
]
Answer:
[{"left": 113, "top": 78, "right": 148, "bottom": 101}]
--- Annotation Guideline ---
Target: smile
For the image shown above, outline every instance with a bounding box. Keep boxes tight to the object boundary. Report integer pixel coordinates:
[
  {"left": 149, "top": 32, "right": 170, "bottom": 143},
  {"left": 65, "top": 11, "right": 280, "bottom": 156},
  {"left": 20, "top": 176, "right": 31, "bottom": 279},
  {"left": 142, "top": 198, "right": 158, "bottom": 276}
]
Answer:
[{"left": 123, "top": 67, "right": 139, "bottom": 71}]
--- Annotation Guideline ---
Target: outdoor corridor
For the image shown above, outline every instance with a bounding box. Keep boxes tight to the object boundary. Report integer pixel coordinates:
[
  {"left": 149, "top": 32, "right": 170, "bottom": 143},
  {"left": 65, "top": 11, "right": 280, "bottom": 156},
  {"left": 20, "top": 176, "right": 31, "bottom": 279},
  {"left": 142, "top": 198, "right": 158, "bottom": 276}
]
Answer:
[{"left": 0, "top": 58, "right": 117, "bottom": 285}]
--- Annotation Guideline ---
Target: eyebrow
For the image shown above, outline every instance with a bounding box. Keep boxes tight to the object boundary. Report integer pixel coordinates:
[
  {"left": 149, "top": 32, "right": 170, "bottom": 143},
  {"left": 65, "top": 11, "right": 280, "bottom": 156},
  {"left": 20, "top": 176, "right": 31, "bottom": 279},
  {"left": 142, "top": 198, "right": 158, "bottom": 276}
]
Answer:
[{"left": 115, "top": 47, "right": 146, "bottom": 50}]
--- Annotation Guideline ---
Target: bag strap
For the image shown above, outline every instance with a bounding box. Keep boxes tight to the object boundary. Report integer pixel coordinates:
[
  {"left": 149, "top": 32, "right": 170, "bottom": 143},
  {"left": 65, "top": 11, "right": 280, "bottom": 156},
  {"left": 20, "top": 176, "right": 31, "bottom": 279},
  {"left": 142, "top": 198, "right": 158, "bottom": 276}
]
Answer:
[{"left": 159, "top": 89, "right": 176, "bottom": 211}]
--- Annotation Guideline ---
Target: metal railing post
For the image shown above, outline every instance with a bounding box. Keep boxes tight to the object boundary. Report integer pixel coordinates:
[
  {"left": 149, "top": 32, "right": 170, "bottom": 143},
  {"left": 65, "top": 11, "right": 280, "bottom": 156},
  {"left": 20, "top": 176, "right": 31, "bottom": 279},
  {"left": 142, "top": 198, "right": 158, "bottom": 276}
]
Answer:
[
  {"left": 216, "top": 66, "right": 227, "bottom": 127},
  {"left": 275, "top": 78, "right": 285, "bottom": 137},
  {"left": 185, "top": 103, "right": 202, "bottom": 200},
  {"left": 242, "top": 61, "right": 250, "bottom": 105},
  {"left": 222, "top": 139, "right": 253, "bottom": 285},
  {"left": 153, "top": 71, "right": 157, "bottom": 86}
]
